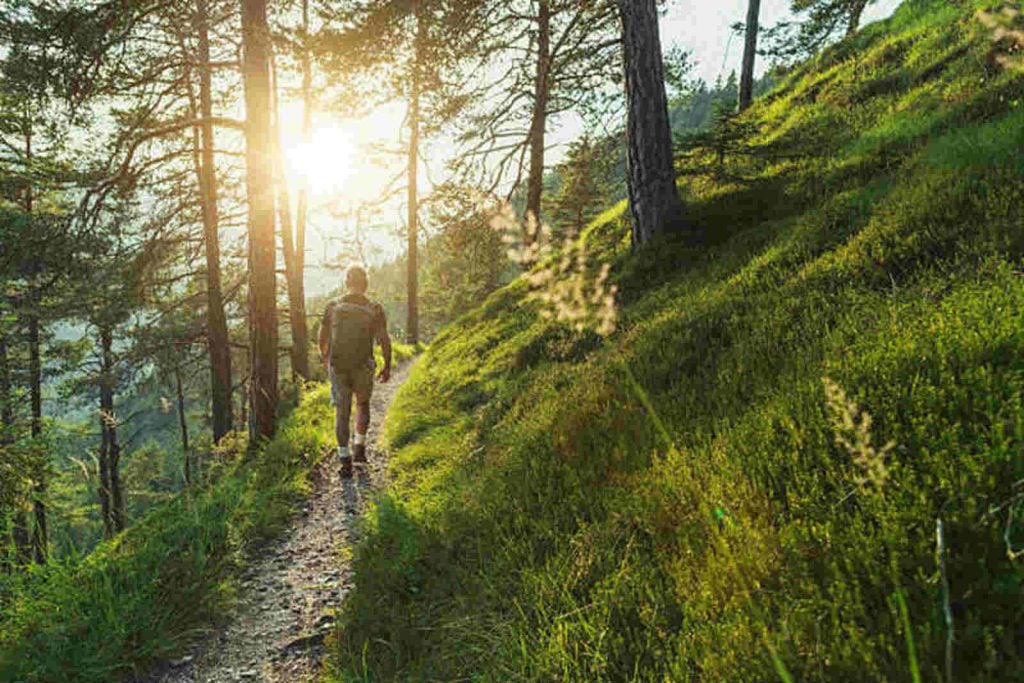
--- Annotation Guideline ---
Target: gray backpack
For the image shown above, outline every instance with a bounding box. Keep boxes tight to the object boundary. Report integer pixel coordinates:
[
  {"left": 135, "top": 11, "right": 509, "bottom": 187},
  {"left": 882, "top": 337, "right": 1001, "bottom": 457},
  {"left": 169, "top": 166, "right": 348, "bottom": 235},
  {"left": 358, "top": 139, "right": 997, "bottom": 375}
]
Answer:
[{"left": 329, "top": 299, "right": 376, "bottom": 371}]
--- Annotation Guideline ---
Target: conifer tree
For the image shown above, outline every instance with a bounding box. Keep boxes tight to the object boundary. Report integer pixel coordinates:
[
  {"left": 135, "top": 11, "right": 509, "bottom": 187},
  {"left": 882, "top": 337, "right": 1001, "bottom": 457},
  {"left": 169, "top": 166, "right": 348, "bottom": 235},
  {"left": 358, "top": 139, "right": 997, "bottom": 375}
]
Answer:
[
  {"left": 738, "top": 0, "right": 762, "bottom": 112},
  {"left": 617, "top": 0, "right": 690, "bottom": 245},
  {"left": 319, "top": 0, "right": 487, "bottom": 345},
  {"left": 766, "top": 0, "right": 878, "bottom": 60},
  {"left": 456, "top": 0, "right": 621, "bottom": 249},
  {"left": 241, "top": 0, "right": 279, "bottom": 442},
  {"left": 549, "top": 136, "right": 613, "bottom": 240}
]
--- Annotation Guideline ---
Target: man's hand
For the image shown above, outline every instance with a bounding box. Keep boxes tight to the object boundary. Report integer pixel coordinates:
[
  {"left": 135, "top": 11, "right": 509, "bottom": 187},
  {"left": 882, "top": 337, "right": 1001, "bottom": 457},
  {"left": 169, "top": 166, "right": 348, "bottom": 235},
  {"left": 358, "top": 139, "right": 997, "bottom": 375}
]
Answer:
[{"left": 377, "top": 366, "right": 391, "bottom": 383}]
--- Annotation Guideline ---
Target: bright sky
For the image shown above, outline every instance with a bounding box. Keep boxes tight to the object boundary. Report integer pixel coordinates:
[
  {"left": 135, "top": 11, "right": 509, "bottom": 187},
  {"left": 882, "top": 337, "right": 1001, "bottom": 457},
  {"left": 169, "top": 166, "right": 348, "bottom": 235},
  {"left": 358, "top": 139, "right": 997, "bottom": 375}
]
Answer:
[
  {"left": 665, "top": 0, "right": 903, "bottom": 83},
  {"left": 285, "top": 0, "right": 905, "bottom": 294}
]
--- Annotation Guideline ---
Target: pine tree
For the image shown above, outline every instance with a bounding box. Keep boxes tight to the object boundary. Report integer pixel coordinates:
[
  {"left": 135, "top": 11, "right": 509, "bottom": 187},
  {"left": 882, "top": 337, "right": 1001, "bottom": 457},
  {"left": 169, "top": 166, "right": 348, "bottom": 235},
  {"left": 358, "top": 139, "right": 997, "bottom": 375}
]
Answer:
[
  {"left": 241, "top": 0, "right": 279, "bottom": 442},
  {"left": 549, "top": 136, "right": 613, "bottom": 241},
  {"left": 738, "top": 0, "right": 762, "bottom": 112},
  {"left": 617, "top": 0, "right": 690, "bottom": 246},
  {"left": 766, "top": 0, "right": 879, "bottom": 60}
]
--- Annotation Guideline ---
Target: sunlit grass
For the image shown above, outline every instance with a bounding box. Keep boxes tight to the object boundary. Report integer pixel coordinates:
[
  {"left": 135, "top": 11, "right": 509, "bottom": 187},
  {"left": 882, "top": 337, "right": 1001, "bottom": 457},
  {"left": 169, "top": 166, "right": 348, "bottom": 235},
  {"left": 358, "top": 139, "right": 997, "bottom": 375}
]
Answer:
[{"left": 323, "top": 1, "right": 1024, "bottom": 680}]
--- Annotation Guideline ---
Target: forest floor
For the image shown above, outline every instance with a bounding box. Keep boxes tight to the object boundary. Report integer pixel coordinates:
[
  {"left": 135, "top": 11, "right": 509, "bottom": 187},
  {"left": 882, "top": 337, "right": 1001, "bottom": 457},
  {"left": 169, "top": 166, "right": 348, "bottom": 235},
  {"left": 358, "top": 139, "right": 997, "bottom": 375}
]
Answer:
[{"left": 140, "top": 362, "right": 412, "bottom": 683}]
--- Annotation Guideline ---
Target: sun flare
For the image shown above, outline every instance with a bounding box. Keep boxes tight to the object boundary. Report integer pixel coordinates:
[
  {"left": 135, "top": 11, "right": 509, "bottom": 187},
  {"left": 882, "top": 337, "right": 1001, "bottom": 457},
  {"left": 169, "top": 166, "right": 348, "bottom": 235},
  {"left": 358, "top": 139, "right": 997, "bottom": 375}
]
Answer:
[{"left": 283, "top": 125, "right": 358, "bottom": 194}]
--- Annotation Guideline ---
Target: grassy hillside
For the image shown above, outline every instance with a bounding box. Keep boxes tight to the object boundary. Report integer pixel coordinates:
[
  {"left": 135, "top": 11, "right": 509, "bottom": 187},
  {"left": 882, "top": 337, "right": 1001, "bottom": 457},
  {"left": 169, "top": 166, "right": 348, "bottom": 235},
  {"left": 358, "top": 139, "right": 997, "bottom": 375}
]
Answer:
[
  {"left": 326, "top": 2, "right": 1024, "bottom": 681},
  {"left": 0, "top": 388, "right": 337, "bottom": 681}
]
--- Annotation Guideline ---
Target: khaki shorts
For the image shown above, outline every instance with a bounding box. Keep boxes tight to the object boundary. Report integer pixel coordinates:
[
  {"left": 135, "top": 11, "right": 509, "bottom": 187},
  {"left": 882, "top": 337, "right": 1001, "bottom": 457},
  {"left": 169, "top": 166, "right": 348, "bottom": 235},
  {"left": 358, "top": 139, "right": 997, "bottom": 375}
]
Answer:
[{"left": 330, "top": 363, "right": 375, "bottom": 406}]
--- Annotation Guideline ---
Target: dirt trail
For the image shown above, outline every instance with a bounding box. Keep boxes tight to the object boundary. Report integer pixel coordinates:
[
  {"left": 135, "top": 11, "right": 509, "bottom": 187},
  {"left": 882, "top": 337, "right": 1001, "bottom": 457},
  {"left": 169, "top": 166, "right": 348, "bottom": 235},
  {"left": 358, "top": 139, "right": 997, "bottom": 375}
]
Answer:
[{"left": 141, "top": 362, "right": 412, "bottom": 683}]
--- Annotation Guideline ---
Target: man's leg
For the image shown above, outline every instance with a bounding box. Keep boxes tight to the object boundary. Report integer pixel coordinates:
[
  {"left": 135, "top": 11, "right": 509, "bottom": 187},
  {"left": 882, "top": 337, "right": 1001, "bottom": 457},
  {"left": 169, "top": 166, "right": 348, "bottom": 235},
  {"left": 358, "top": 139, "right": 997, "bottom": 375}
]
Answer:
[
  {"left": 333, "top": 370, "right": 354, "bottom": 478},
  {"left": 352, "top": 366, "right": 374, "bottom": 464}
]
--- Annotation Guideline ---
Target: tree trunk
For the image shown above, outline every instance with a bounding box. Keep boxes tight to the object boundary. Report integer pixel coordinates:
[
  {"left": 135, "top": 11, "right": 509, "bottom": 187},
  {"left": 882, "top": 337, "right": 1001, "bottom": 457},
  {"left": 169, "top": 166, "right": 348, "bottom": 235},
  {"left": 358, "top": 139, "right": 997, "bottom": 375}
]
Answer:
[
  {"left": 23, "top": 121, "right": 47, "bottom": 564},
  {"left": 0, "top": 332, "right": 29, "bottom": 567},
  {"left": 847, "top": 0, "right": 868, "bottom": 36},
  {"left": 294, "top": 0, "right": 313, "bottom": 379},
  {"left": 27, "top": 309, "right": 46, "bottom": 563},
  {"left": 97, "top": 332, "right": 113, "bottom": 538},
  {"left": 524, "top": 0, "right": 551, "bottom": 248},
  {"left": 406, "top": 0, "right": 423, "bottom": 346},
  {"left": 738, "top": 0, "right": 761, "bottom": 112},
  {"left": 617, "top": 0, "right": 689, "bottom": 246},
  {"left": 195, "top": 0, "right": 234, "bottom": 444},
  {"left": 175, "top": 367, "right": 191, "bottom": 486},
  {"left": 271, "top": 59, "right": 311, "bottom": 382},
  {"left": 98, "top": 327, "right": 125, "bottom": 535},
  {"left": 239, "top": 378, "right": 248, "bottom": 432},
  {"left": 241, "top": 0, "right": 279, "bottom": 443}
]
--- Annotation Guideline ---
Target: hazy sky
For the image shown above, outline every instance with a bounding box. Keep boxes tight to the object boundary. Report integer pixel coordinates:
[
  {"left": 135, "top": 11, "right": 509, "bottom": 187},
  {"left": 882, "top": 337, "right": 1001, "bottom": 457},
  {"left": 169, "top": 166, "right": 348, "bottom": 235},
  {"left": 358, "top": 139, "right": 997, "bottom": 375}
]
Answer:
[
  {"left": 295, "top": 0, "right": 906, "bottom": 291},
  {"left": 664, "top": 0, "right": 903, "bottom": 83}
]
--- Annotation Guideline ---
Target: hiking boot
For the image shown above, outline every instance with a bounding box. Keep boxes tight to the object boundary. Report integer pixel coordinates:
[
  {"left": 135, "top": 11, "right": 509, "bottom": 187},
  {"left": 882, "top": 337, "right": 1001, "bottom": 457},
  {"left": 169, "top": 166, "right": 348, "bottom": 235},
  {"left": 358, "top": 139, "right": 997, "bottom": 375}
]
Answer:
[
  {"left": 353, "top": 443, "right": 367, "bottom": 464},
  {"left": 339, "top": 456, "right": 353, "bottom": 480}
]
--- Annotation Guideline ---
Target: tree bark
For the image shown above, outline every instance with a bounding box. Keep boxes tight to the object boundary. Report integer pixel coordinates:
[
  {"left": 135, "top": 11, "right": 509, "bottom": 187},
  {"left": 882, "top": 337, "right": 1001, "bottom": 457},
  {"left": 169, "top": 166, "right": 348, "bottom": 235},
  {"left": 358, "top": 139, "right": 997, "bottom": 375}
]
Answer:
[
  {"left": 0, "top": 332, "right": 29, "bottom": 567},
  {"left": 738, "top": 0, "right": 761, "bottom": 112},
  {"left": 98, "top": 327, "right": 125, "bottom": 535},
  {"left": 27, "top": 308, "right": 46, "bottom": 563},
  {"left": 239, "top": 378, "right": 248, "bottom": 432},
  {"left": 406, "top": 0, "right": 423, "bottom": 346},
  {"left": 293, "top": 0, "right": 312, "bottom": 378},
  {"left": 524, "top": 0, "right": 551, "bottom": 248},
  {"left": 23, "top": 122, "right": 47, "bottom": 564},
  {"left": 97, "top": 329, "right": 113, "bottom": 538},
  {"left": 271, "top": 59, "right": 311, "bottom": 382},
  {"left": 241, "top": 0, "right": 279, "bottom": 443},
  {"left": 617, "top": 0, "right": 689, "bottom": 246},
  {"left": 195, "top": 0, "right": 234, "bottom": 444},
  {"left": 847, "top": 0, "right": 868, "bottom": 36},
  {"left": 175, "top": 367, "right": 191, "bottom": 486}
]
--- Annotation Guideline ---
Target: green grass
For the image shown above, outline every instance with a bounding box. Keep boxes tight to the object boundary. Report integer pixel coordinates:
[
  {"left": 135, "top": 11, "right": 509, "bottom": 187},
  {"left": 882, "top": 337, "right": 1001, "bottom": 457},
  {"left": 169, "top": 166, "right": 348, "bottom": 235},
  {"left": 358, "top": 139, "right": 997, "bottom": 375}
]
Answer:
[
  {"left": 0, "top": 385, "right": 337, "bottom": 681},
  {"left": 325, "top": 1, "right": 1024, "bottom": 681}
]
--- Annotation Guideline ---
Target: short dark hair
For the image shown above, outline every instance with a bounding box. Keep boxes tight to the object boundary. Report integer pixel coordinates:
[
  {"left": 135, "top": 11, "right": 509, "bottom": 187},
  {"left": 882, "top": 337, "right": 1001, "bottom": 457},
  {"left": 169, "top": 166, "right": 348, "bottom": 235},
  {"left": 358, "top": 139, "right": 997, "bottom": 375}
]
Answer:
[{"left": 345, "top": 265, "right": 368, "bottom": 291}]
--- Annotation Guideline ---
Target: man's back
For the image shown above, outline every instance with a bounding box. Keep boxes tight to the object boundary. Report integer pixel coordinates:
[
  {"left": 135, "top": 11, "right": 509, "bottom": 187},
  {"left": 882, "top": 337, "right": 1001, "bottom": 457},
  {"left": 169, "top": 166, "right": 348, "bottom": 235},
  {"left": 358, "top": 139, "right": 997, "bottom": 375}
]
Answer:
[{"left": 323, "top": 294, "right": 385, "bottom": 371}]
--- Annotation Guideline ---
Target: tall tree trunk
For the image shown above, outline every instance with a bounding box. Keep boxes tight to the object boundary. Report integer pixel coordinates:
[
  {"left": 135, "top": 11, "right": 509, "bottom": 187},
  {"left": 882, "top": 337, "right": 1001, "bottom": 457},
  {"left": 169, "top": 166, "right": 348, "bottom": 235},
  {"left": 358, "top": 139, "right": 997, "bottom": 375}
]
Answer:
[
  {"left": 617, "top": 0, "right": 689, "bottom": 246},
  {"left": 524, "top": 0, "right": 551, "bottom": 248},
  {"left": 738, "top": 0, "right": 761, "bottom": 112},
  {"left": 0, "top": 332, "right": 28, "bottom": 567},
  {"left": 239, "top": 378, "right": 248, "bottom": 432},
  {"left": 241, "top": 0, "right": 279, "bottom": 443},
  {"left": 175, "top": 367, "right": 191, "bottom": 486},
  {"left": 271, "top": 58, "right": 311, "bottom": 382},
  {"left": 27, "top": 309, "right": 46, "bottom": 563},
  {"left": 847, "top": 0, "right": 868, "bottom": 36},
  {"left": 97, "top": 332, "right": 113, "bottom": 538},
  {"left": 0, "top": 333, "right": 10, "bottom": 439},
  {"left": 406, "top": 0, "right": 423, "bottom": 346},
  {"left": 98, "top": 327, "right": 125, "bottom": 535},
  {"left": 195, "top": 0, "right": 234, "bottom": 443},
  {"left": 23, "top": 121, "right": 47, "bottom": 564},
  {"left": 295, "top": 0, "right": 312, "bottom": 370}
]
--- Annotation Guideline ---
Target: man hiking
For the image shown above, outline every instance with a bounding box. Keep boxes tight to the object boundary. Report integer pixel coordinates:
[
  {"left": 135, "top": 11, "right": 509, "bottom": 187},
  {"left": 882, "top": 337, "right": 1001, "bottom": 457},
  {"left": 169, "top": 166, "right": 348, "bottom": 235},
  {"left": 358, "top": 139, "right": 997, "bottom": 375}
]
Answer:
[{"left": 318, "top": 265, "right": 392, "bottom": 479}]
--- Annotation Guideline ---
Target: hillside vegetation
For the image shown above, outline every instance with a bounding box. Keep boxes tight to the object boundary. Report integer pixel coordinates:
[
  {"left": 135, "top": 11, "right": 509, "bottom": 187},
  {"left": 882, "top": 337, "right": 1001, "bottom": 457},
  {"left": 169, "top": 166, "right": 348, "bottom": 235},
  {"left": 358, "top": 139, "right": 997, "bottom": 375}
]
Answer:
[
  {"left": 0, "top": 389, "right": 337, "bottom": 681},
  {"left": 327, "top": 2, "right": 1024, "bottom": 680}
]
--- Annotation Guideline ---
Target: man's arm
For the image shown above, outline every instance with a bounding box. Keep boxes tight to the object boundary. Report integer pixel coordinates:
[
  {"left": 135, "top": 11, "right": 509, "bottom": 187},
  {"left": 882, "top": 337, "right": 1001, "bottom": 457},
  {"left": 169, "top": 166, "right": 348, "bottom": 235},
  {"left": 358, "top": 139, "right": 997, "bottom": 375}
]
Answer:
[
  {"left": 376, "top": 308, "right": 392, "bottom": 383},
  {"left": 318, "top": 304, "right": 332, "bottom": 368}
]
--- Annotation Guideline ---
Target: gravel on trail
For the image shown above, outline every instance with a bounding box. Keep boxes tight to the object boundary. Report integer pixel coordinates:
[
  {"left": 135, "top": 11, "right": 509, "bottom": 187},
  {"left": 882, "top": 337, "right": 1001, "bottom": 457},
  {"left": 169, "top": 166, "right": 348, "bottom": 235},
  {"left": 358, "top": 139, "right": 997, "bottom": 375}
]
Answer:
[{"left": 140, "top": 362, "right": 411, "bottom": 683}]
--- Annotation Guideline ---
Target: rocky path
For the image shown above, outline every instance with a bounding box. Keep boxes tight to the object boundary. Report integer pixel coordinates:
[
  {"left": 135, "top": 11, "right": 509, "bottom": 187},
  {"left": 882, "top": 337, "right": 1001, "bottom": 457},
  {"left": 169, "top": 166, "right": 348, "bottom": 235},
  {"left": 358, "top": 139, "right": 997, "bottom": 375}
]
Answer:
[{"left": 142, "top": 362, "right": 411, "bottom": 683}]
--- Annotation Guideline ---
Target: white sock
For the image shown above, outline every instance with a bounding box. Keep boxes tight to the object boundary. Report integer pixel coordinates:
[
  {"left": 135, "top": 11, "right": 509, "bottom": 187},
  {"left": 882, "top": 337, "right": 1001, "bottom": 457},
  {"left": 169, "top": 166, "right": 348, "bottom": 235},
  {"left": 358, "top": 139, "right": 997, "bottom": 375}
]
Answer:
[
  {"left": 338, "top": 446, "right": 350, "bottom": 460},
  {"left": 354, "top": 433, "right": 366, "bottom": 446}
]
